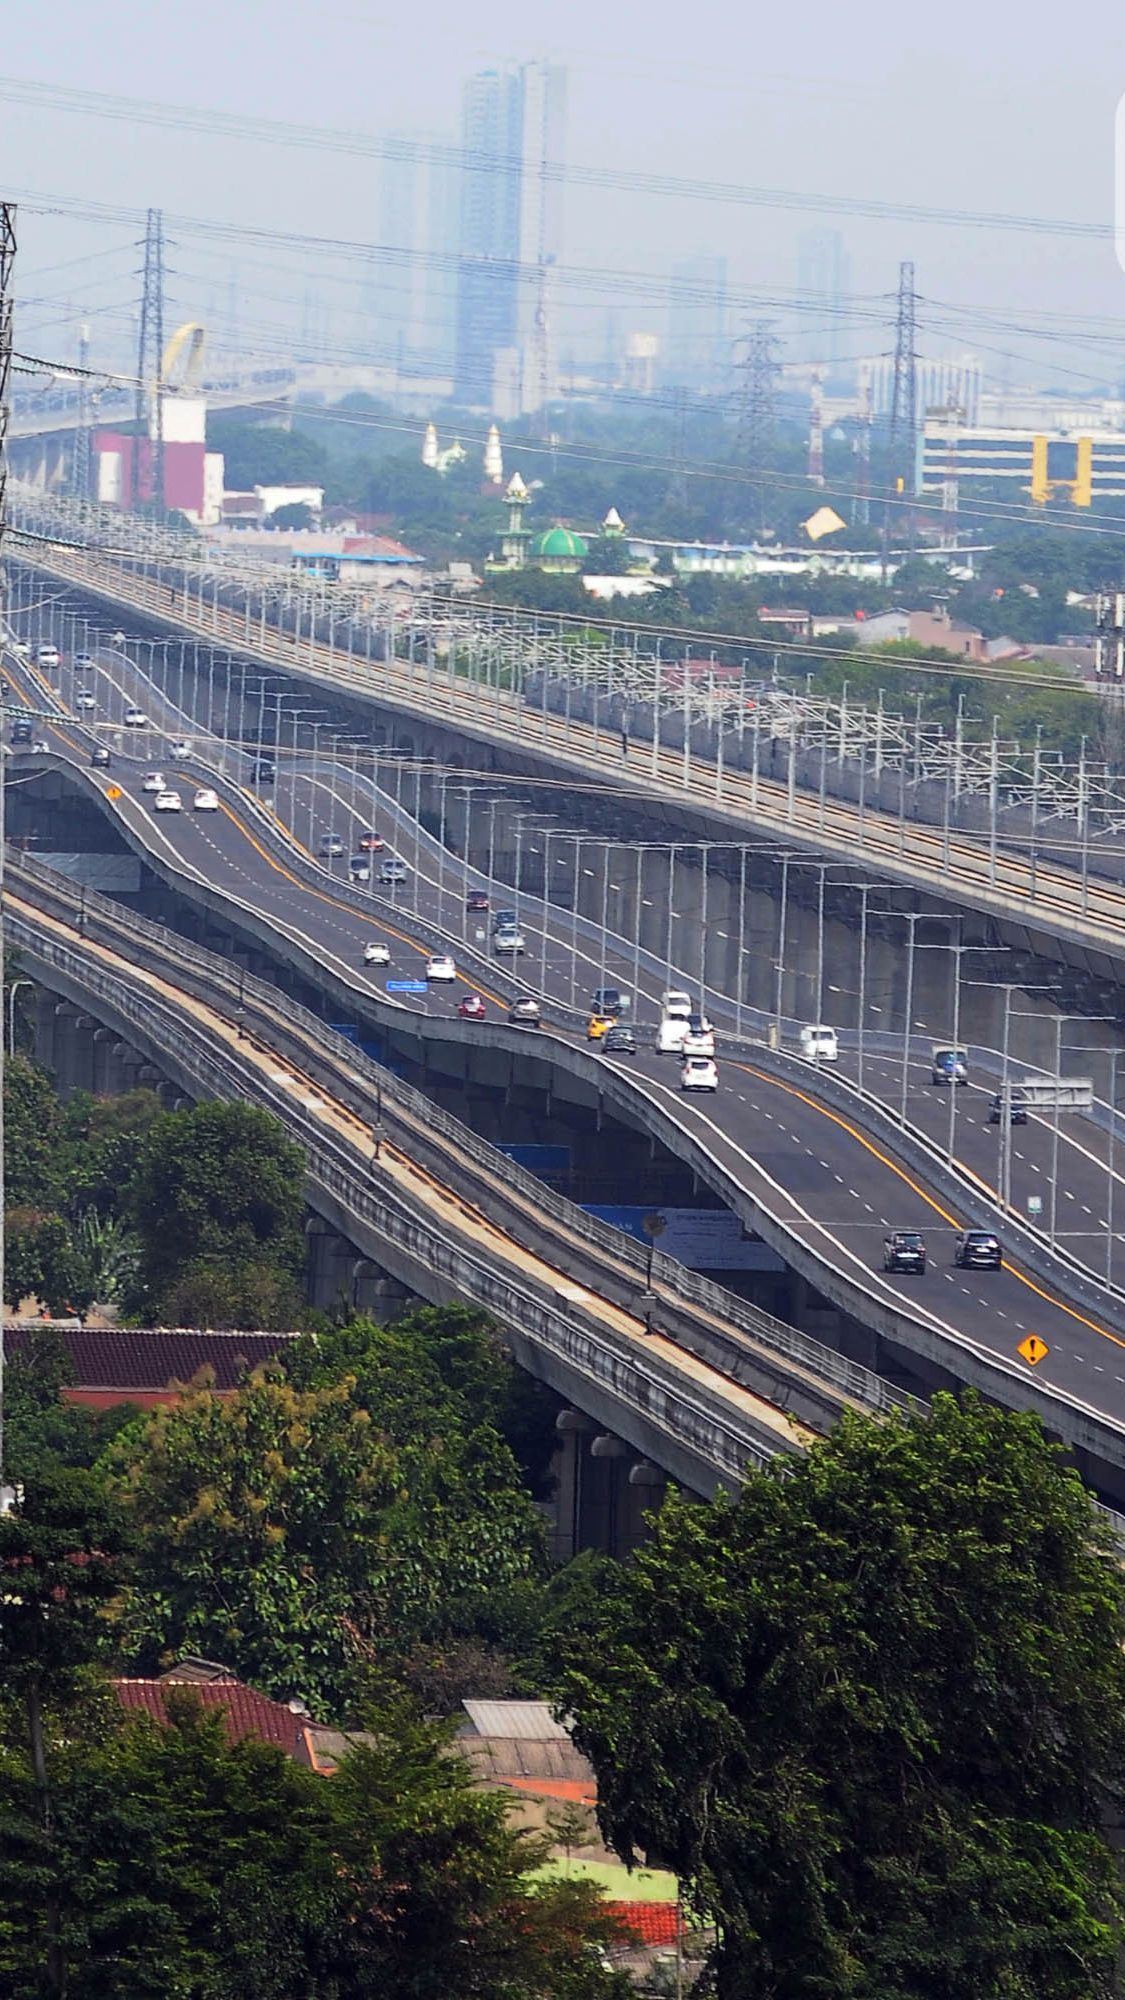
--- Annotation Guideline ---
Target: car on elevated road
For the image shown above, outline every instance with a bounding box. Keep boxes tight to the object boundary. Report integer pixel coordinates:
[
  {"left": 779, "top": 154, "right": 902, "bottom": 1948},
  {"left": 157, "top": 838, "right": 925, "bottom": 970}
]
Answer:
[
  {"left": 169, "top": 738, "right": 192, "bottom": 761},
  {"left": 318, "top": 833, "right": 345, "bottom": 859},
  {"left": 362, "top": 940, "right": 391, "bottom": 966},
  {"left": 883, "top": 1230, "right": 927, "bottom": 1275},
  {"left": 601, "top": 1024, "right": 637, "bottom": 1055},
  {"left": 357, "top": 832, "right": 385, "bottom": 852},
  {"left": 508, "top": 997, "right": 541, "bottom": 1028},
  {"left": 466, "top": 889, "right": 490, "bottom": 913},
  {"left": 988, "top": 1088, "right": 1028, "bottom": 1125},
  {"left": 193, "top": 789, "right": 219, "bottom": 813},
  {"left": 141, "top": 772, "right": 164, "bottom": 794},
  {"left": 458, "top": 992, "right": 487, "bottom": 1020},
  {"left": 90, "top": 744, "right": 110, "bottom": 768},
  {"left": 379, "top": 858, "right": 408, "bottom": 885},
  {"left": 75, "top": 689, "right": 97, "bottom": 711},
  {"left": 425, "top": 953, "right": 457, "bottom": 983},
  {"left": 153, "top": 789, "right": 183, "bottom": 813},
  {"left": 682, "top": 1015, "right": 715, "bottom": 1057},
  {"left": 661, "top": 989, "right": 693, "bottom": 1020},
  {"left": 36, "top": 644, "right": 60, "bottom": 668},
  {"left": 586, "top": 1013, "right": 614, "bottom": 1041},
  {"left": 954, "top": 1229, "right": 1003, "bottom": 1270},
  {"left": 681, "top": 1054, "right": 718, "bottom": 1093},
  {"left": 493, "top": 927, "right": 525, "bottom": 955},
  {"left": 800, "top": 1024, "right": 839, "bottom": 1063},
  {"left": 124, "top": 706, "right": 148, "bottom": 728}
]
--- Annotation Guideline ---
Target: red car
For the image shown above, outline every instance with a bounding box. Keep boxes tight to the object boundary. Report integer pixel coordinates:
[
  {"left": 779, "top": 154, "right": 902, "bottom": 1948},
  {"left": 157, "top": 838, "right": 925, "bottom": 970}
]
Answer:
[
  {"left": 466, "top": 889, "right": 490, "bottom": 912},
  {"left": 458, "top": 993, "right": 487, "bottom": 1020},
  {"left": 358, "top": 833, "right": 385, "bottom": 852}
]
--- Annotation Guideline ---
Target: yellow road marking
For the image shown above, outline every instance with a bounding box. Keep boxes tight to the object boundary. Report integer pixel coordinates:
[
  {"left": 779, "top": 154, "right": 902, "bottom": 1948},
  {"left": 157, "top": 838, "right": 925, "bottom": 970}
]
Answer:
[{"left": 738, "top": 1061, "right": 1125, "bottom": 1353}]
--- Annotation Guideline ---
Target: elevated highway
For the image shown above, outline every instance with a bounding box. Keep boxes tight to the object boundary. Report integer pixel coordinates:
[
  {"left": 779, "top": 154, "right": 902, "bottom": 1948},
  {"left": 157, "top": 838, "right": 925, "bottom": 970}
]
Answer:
[
  {"left": 14, "top": 525, "right": 1125, "bottom": 986},
  {"left": 10, "top": 657, "right": 1125, "bottom": 1495},
  {"left": 8, "top": 851, "right": 900, "bottom": 1499}
]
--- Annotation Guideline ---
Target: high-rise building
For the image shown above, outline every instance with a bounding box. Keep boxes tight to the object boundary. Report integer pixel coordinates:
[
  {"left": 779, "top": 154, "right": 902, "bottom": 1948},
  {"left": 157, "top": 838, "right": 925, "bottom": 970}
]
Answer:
[
  {"left": 664, "top": 254, "right": 728, "bottom": 392},
  {"left": 377, "top": 133, "right": 459, "bottom": 382},
  {"left": 454, "top": 61, "right": 566, "bottom": 412},
  {"left": 795, "top": 227, "right": 850, "bottom": 374}
]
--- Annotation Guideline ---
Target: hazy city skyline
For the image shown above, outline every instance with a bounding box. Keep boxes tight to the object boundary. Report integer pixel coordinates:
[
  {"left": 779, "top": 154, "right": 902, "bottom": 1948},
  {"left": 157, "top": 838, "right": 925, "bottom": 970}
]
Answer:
[{"left": 2, "top": 0, "right": 1125, "bottom": 405}]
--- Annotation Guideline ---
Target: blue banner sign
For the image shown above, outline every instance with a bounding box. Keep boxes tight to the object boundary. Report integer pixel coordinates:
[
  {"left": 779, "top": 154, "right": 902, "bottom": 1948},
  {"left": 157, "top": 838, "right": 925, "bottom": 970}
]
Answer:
[{"left": 386, "top": 979, "right": 428, "bottom": 994}]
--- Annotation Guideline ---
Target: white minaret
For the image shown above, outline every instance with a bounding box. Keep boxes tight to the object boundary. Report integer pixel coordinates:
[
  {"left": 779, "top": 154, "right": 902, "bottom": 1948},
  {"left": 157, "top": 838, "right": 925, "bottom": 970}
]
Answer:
[
  {"left": 422, "top": 422, "right": 439, "bottom": 469},
  {"left": 483, "top": 423, "right": 504, "bottom": 483}
]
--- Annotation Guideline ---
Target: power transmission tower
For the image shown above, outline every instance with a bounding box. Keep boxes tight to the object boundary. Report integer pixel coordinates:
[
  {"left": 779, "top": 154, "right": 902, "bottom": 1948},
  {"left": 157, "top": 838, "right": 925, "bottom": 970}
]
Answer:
[
  {"left": 736, "top": 319, "right": 779, "bottom": 531},
  {"left": 136, "top": 207, "right": 165, "bottom": 513},
  {"left": 0, "top": 202, "right": 15, "bottom": 582},
  {"left": 881, "top": 259, "right": 916, "bottom": 575},
  {"left": 73, "top": 318, "right": 91, "bottom": 499}
]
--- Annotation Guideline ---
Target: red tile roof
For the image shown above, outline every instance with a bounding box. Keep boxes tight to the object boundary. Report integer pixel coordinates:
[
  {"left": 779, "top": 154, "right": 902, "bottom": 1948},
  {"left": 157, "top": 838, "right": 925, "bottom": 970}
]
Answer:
[
  {"left": 115, "top": 1677, "right": 314, "bottom": 1761},
  {"left": 608, "top": 1903, "right": 681, "bottom": 1947},
  {"left": 6, "top": 1325, "right": 297, "bottom": 1394}
]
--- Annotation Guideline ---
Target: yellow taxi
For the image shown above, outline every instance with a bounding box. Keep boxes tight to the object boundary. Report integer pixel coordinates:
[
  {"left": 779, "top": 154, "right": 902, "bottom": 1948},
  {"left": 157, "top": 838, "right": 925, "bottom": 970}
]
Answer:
[{"left": 586, "top": 1012, "right": 614, "bottom": 1042}]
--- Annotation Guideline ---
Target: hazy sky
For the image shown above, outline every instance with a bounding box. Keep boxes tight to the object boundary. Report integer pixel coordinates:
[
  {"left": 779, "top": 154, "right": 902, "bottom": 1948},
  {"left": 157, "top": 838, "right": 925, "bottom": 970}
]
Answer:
[{"left": 4, "top": 0, "right": 1125, "bottom": 389}]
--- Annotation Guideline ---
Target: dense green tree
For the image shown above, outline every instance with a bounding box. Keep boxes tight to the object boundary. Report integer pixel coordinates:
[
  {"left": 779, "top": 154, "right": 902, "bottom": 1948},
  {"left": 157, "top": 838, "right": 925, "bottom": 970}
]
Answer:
[
  {"left": 125, "top": 1099, "right": 307, "bottom": 1317},
  {"left": 557, "top": 1393, "right": 1125, "bottom": 2000},
  {"left": 4, "top": 1326, "right": 141, "bottom": 1482},
  {"left": 267, "top": 500, "right": 317, "bottom": 530},
  {"left": 0, "top": 1683, "right": 627, "bottom": 2000},
  {"left": 4, "top": 1056, "right": 63, "bottom": 1208},
  {"left": 112, "top": 1348, "right": 544, "bottom": 1708},
  {"left": 0, "top": 1470, "right": 133, "bottom": 1996},
  {"left": 208, "top": 415, "right": 328, "bottom": 491}
]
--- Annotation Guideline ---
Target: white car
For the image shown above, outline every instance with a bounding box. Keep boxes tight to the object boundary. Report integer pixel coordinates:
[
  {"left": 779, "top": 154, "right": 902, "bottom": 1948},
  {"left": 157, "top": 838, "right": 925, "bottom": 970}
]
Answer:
[
  {"left": 74, "top": 653, "right": 97, "bottom": 669},
  {"left": 169, "top": 738, "right": 192, "bottom": 761},
  {"left": 153, "top": 789, "right": 183, "bottom": 813},
  {"left": 681, "top": 1054, "right": 718, "bottom": 1093},
  {"left": 141, "top": 771, "right": 165, "bottom": 794},
  {"left": 74, "top": 689, "right": 97, "bottom": 711},
  {"left": 9, "top": 641, "right": 29, "bottom": 660},
  {"left": 799, "top": 1024, "right": 839, "bottom": 1063},
  {"left": 493, "top": 928, "right": 526, "bottom": 955},
  {"left": 124, "top": 706, "right": 148, "bottom": 728},
  {"left": 661, "top": 989, "right": 693, "bottom": 1021},
  {"left": 682, "top": 1018, "right": 716, "bottom": 1058},
  {"left": 426, "top": 953, "right": 457, "bottom": 983},
  {"left": 363, "top": 940, "right": 391, "bottom": 966},
  {"left": 379, "top": 858, "right": 408, "bottom": 884},
  {"left": 36, "top": 645, "right": 60, "bottom": 668},
  {"left": 192, "top": 788, "right": 219, "bottom": 812}
]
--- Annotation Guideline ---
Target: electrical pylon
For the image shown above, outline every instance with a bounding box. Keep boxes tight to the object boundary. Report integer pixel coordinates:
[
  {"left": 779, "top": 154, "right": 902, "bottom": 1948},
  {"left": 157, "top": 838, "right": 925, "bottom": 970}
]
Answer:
[
  {"left": 881, "top": 259, "right": 917, "bottom": 575},
  {"left": 736, "top": 318, "right": 780, "bottom": 531},
  {"left": 136, "top": 207, "right": 165, "bottom": 512}
]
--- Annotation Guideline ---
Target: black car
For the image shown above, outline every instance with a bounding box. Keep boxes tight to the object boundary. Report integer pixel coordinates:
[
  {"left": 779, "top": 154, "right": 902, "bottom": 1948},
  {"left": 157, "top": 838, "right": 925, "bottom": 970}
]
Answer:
[
  {"left": 883, "top": 1230, "right": 927, "bottom": 1274},
  {"left": 988, "top": 1088, "right": 1028, "bottom": 1125},
  {"left": 954, "top": 1229, "right": 1002, "bottom": 1270},
  {"left": 90, "top": 744, "right": 111, "bottom": 768},
  {"left": 601, "top": 1024, "right": 636, "bottom": 1055},
  {"left": 253, "top": 759, "right": 276, "bottom": 783},
  {"left": 10, "top": 719, "right": 32, "bottom": 745},
  {"left": 466, "top": 889, "right": 490, "bottom": 913},
  {"left": 591, "top": 987, "right": 624, "bottom": 1017}
]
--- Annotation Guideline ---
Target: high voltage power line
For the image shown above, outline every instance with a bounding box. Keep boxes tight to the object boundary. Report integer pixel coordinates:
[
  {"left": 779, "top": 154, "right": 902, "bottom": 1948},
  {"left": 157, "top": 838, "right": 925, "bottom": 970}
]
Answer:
[{"left": 0, "top": 73, "right": 1111, "bottom": 242}]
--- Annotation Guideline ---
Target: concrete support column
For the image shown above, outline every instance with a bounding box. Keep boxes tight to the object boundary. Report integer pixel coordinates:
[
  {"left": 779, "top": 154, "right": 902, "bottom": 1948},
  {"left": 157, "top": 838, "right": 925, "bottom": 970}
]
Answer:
[{"left": 553, "top": 1410, "right": 594, "bottom": 1562}]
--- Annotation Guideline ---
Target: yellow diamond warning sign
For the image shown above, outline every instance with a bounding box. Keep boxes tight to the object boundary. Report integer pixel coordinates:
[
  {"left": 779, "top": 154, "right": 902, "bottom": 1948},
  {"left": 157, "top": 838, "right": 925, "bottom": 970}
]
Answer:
[
  {"left": 105, "top": 785, "right": 123, "bottom": 801},
  {"left": 1018, "top": 1335, "right": 1049, "bottom": 1367}
]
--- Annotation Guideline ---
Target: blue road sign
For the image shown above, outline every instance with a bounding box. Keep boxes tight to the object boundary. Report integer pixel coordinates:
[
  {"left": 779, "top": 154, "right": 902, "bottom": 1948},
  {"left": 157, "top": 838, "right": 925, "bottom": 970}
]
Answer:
[{"left": 386, "top": 979, "right": 427, "bottom": 994}]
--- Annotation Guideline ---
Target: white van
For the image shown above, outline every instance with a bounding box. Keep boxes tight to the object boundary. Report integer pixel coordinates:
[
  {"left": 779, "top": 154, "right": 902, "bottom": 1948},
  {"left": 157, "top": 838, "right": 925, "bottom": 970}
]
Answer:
[
  {"left": 661, "top": 990, "right": 693, "bottom": 1020},
  {"left": 657, "top": 1014, "right": 691, "bottom": 1055},
  {"left": 799, "top": 1024, "right": 839, "bottom": 1063}
]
